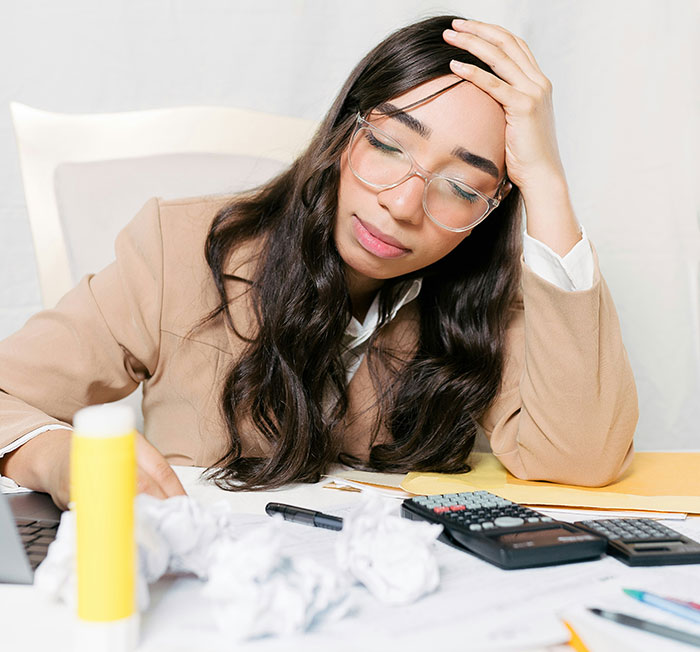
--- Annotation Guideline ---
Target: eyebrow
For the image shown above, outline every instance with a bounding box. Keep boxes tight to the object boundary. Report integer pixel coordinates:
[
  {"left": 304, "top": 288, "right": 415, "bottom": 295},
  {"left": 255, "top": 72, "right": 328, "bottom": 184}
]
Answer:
[
  {"left": 451, "top": 146, "right": 500, "bottom": 179},
  {"left": 375, "top": 102, "right": 500, "bottom": 179},
  {"left": 376, "top": 103, "right": 431, "bottom": 138}
]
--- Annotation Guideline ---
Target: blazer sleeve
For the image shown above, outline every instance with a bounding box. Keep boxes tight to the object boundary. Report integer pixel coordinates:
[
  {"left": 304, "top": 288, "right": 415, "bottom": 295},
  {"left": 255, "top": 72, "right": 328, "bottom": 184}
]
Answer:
[
  {"left": 480, "top": 247, "right": 638, "bottom": 486},
  {"left": 0, "top": 198, "right": 164, "bottom": 449}
]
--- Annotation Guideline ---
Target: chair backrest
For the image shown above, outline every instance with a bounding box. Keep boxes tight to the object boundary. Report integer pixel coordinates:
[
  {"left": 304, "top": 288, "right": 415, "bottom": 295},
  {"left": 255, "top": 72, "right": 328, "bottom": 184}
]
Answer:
[
  {"left": 10, "top": 103, "right": 317, "bottom": 432},
  {"left": 10, "top": 102, "right": 318, "bottom": 308}
]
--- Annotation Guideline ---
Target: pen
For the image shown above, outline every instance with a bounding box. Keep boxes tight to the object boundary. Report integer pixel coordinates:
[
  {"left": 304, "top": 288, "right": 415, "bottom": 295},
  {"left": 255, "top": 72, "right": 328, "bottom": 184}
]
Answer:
[
  {"left": 624, "top": 589, "right": 700, "bottom": 625},
  {"left": 588, "top": 608, "right": 700, "bottom": 648},
  {"left": 667, "top": 597, "right": 700, "bottom": 612},
  {"left": 265, "top": 502, "right": 344, "bottom": 531}
]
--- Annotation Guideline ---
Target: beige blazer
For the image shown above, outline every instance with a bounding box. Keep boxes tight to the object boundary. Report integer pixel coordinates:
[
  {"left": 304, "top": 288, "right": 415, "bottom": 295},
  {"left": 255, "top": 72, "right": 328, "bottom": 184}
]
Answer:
[{"left": 0, "top": 196, "right": 638, "bottom": 486}]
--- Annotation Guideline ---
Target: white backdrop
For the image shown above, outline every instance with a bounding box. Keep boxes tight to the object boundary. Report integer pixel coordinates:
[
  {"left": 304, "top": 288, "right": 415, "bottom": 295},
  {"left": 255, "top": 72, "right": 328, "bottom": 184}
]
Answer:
[{"left": 0, "top": 0, "right": 698, "bottom": 450}]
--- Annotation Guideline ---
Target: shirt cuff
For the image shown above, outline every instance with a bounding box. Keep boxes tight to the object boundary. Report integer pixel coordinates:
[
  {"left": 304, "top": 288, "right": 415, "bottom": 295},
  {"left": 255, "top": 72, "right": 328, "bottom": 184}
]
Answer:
[
  {"left": 0, "top": 424, "right": 73, "bottom": 494},
  {"left": 522, "top": 226, "right": 595, "bottom": 291}
]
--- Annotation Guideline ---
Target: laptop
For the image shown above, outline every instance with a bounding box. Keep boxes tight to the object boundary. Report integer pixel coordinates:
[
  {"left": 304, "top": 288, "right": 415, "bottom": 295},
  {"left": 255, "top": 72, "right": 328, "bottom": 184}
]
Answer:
[{"left": 0, "top": 491, "right": 62, "bottom": 584}]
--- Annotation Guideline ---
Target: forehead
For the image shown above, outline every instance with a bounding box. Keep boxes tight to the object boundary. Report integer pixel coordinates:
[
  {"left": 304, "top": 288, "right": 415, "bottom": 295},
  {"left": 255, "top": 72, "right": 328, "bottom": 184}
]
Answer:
[{"left": 384, "top": 75, "right": 507, "bottom": 171}]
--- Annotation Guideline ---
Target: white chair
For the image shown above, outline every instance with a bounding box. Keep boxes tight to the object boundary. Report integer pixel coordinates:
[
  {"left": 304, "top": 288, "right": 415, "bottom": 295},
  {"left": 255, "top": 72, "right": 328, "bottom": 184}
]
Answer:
[
  {"left": 10, "top": 102, "right": 317, "bottom": 308},
  {"left": 10, "top": 102, "right": 317, "bottom": 429}
]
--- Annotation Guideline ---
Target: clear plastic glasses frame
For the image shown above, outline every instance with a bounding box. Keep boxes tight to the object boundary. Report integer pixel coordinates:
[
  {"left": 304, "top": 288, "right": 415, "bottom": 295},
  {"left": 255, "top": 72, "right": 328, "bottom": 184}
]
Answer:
[{"left": 348, "top": 113, "right": 510, "bottom": 233}]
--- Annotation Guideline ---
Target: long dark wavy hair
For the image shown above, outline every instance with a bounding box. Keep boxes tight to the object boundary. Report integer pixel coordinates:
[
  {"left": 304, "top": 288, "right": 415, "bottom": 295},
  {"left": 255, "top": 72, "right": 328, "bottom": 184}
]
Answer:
[{"left": 201, "top": 15, "right": 522, "bottom": 490}]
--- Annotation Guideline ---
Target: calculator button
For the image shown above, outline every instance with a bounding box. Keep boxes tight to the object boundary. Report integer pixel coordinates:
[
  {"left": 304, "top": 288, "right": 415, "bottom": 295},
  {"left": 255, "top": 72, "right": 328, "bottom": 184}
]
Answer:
[
  {"left": 527, "top": 517, "right": 540, "bottom": 523},
  {"left": 481, "top": 522, "right": 495, "bottom": 529},
  {"left": 494, "top": 516, "right": 524, "bottom": 528},
  {"left": 469, "top": 524, "right": 482, "bottom": 531},
  {"left": 657, "top": 526, "right": 677, "bottom": 536},
  {"left": 540, "top": 517, "right": 553, "bottom": 522}
]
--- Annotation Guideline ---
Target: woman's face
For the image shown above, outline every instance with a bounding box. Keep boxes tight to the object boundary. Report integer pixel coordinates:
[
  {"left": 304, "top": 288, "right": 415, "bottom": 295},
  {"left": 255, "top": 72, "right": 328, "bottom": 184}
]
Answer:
[{"left": 335, "top": 75, "right": 506, "bottom": 291}]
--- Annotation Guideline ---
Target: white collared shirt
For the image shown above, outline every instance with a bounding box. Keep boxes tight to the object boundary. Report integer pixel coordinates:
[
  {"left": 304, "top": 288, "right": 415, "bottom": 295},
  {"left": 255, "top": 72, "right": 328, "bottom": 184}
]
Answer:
[{"left": 341, "top": 278, "right": 422, "bottom": 382}]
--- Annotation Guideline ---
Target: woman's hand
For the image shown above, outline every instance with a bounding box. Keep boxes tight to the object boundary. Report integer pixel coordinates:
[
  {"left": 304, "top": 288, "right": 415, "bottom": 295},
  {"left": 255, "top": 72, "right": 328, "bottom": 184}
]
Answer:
[
  {"left": 443, "top": 19, "right": 563, "bottom": 191},
  {"left": 443, "top": 19, "right": 581, "bottom": 256},
  {"left": 1, "top": 428, "right": 186, "bottom": 510},
  {"left": 133, "top": 431, "right": 188, "bottom": 501}
]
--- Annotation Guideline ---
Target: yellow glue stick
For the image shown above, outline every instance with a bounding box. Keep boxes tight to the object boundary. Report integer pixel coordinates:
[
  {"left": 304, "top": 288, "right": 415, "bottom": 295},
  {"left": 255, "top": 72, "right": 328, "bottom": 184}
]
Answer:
[{"left": 71, "top": 404, "right": 138, "bottom": 651}]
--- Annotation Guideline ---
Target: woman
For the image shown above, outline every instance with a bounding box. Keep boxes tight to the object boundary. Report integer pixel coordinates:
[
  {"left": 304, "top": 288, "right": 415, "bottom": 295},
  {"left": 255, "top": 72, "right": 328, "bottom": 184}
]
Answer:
[{"left": 0, "top": 16, "right": 638, "bottom": 508}]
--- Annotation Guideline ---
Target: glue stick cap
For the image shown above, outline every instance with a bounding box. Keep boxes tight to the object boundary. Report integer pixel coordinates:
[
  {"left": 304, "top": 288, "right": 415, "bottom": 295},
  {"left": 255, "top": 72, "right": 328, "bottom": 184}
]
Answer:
[{"left": 73, "top": 404, "right": 135, "bottom": 438}]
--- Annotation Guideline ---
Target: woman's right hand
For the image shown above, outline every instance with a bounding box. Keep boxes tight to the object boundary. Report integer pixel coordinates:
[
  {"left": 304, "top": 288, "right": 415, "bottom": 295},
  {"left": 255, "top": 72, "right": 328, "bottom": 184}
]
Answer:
[{"left": 0, "top": 428, "right": 186, "bottom": 510}]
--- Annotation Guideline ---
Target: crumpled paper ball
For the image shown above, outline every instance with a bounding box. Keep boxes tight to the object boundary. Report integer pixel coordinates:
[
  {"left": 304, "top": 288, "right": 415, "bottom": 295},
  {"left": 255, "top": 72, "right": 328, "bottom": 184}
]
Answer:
[
  {"left": 136, "top": 494, "right": 238, "bottom": 578},
  {"left": 336, "top": 493, "right": 443, "bottom": 605},
  {"left": 204, "top": 519, "right": 353, "bottom": 640},
  {"left": 34, "top": 494, "right": 351, "bottom": 639},
  {"left": 34, "top": 491, "right": 442, "bottom": 640}
]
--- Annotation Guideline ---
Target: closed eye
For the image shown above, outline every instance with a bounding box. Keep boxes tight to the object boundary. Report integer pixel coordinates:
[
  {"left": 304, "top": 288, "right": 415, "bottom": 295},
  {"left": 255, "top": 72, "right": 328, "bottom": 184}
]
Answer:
[
  {"left": 365, "top": 130, "right": 402, "bottom": 155},
  {"left": 449, "top": 181, "right": 480, "bottom": 204}
]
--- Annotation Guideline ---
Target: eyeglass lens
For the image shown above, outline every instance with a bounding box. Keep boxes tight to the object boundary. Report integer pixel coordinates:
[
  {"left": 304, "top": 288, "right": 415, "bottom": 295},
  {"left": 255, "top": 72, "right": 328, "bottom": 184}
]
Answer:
[{"left": 348, "top": 126, "right": 490, "bottom": 230}]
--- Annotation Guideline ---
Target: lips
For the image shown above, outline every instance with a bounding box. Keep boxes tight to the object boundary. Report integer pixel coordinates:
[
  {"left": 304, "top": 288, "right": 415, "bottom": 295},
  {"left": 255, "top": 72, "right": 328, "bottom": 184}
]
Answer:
[
  {"left": 361, "top": 219, "right": 408, "bottom": 249},
  {"left": 352, "top": 216, "right": 410, "bottom": 259}
]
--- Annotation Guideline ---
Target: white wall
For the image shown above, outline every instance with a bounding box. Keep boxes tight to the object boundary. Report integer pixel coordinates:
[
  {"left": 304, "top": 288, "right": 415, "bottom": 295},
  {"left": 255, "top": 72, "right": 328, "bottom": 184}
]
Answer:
[{"left": 1, "top": 0, "right": 698, "bottom": 449}]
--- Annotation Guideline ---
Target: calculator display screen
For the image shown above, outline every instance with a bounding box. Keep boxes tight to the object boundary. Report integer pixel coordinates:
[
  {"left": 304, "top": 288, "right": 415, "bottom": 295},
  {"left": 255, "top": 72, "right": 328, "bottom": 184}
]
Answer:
[{"left": 496, "top": 527, "right": 594, "bottom": 548}]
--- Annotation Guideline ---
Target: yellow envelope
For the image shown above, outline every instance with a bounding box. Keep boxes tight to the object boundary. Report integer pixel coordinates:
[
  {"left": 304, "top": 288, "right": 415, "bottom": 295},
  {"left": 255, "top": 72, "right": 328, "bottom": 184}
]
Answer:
[{"left": 402, "top": 452, "right": 700, "bottom": 514}]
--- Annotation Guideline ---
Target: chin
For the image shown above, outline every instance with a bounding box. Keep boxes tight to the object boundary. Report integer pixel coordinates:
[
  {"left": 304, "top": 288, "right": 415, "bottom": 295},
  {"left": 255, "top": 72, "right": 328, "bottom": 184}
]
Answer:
[{"left": 336, "top": 217, "right": 412, "bottom": 281}]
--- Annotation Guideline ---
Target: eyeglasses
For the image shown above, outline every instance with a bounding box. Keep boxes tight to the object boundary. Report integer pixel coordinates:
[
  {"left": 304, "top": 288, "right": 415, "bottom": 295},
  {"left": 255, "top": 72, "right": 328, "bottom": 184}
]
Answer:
[{"left": 347, "top": 114, "right": 510, "bottom": 233}]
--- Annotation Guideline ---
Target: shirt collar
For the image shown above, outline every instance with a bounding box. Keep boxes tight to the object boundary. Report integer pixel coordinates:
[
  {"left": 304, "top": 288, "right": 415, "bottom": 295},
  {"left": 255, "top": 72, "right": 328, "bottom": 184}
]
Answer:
[{"left": 344, "top": 278, "right": 422, "bottom": 347}]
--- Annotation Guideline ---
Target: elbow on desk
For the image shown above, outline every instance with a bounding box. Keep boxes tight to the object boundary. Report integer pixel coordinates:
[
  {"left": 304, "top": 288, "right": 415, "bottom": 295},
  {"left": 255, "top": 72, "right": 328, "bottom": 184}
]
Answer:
[
  {"left": 488, "top": 382, "right": 639, "bottom": 487},
  {"left": 501, "top": 427, "right": 637, "bottom": 488},
  {"left": 538, "top": 444, "right": 634, "bottom": 487},
  {"left": 517, "top": 387, "right": 639, "bottom": 487},
  {"left": 506, "top": 450, "right": 633, "bottom": 488},
  {"left": 536, "top": 451, "right": 633, "bottom": 488}
]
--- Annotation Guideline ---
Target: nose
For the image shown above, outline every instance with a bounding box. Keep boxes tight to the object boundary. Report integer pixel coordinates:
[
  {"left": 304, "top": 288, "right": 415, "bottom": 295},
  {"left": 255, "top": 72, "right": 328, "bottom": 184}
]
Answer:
[{"left": 376, "top": 172, "right": 426, "bottom": 225}]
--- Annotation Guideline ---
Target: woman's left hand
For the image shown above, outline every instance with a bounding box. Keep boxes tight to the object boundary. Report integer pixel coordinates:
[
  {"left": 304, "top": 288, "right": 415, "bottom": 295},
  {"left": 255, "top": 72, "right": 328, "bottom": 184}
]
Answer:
[{"left": 443, "top": 19, "right": 565, "bottom": 193}]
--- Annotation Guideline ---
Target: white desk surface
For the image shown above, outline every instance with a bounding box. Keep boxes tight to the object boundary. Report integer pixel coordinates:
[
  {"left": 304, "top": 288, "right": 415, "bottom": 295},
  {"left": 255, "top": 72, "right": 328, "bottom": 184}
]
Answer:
[{"left": 2, "top": 466, "right": 700, "bottom": 652}]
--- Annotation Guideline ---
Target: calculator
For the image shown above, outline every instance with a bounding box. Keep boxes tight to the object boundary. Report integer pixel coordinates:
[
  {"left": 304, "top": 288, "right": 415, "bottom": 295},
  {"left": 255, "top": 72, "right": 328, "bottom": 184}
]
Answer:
[
  {"left": 401, "top": 491, "right": 606, "bottom": 570},
  {"left": 573, "top": 518, "right": 700, "bottom": 566}
]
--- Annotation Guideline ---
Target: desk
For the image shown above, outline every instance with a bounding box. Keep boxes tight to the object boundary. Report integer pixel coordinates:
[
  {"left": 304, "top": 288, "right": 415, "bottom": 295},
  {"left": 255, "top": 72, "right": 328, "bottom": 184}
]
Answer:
[{"left": 2, "top": 466, "right": 700, "bottom": 652}]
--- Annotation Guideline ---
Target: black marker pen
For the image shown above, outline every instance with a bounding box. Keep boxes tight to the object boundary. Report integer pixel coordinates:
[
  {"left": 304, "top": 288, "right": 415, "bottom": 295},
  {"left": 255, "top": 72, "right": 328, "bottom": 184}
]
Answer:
[
  {"left": 265, "top": 502, "right": 344, "bottom": 531},
  {"left": 589, "top": 608, "right": 700, "bottom": 647}
]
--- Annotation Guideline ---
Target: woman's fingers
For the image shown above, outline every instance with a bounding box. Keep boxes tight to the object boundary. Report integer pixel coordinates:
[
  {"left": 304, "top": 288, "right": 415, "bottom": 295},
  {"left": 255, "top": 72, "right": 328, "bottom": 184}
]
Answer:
[
  {"left": 452, "top": 19, "right": 542, "bottom": 78},
  {"left": 444, "top": 18, "right": 564, "bottom": 193},
  {"left": 446, "top": 19, "right": 550, "bottom": 95},
  {"left": 135, "top": 431, "right": 187, "bottom": 499},
  {"left": 444, "top": 28, "right": 535, "bottom": 92},
  {"left": 512, "top": 33, "right": 539, "bottom": 69},
  {"left": 448, "top": 60, "right": 533, "bottom": 114},
  {"left": 136, "top": 468, "right": 168, "bottom": 499}
]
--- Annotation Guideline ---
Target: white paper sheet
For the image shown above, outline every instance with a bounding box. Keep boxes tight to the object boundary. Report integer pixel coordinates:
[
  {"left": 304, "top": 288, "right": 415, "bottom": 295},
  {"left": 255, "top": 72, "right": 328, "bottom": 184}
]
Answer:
[{"left": 136, "top": 505, "right": 700, "bottom": 651}]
